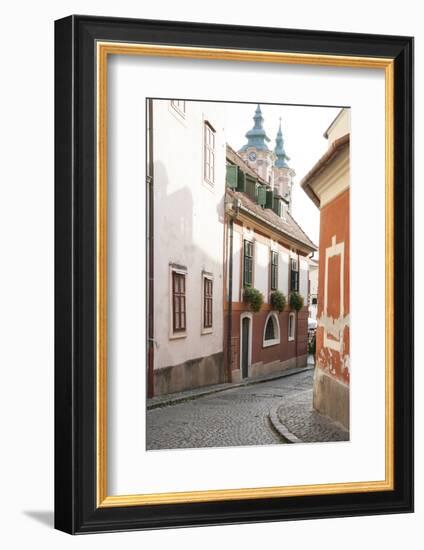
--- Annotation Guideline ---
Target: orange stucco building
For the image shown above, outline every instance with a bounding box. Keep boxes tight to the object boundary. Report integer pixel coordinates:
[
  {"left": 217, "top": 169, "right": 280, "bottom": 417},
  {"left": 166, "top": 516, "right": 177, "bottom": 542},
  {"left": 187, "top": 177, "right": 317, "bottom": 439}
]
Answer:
[{"left": 301, "top": 108, "right": 350, "bottom": 430}]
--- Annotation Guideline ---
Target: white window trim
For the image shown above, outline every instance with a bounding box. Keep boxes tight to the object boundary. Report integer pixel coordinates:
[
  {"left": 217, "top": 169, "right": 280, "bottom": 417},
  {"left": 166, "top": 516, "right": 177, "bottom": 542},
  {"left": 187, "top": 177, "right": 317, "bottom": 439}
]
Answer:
[
  {"left": 263, "top": 312, "right": 280, "bottom": 348},
  {"left": 168, "top": 100, "right": 187, "bottom": 126},
  {"left": 170, "top": 99, "right": 186, "bottom": 116},
  {"left": 169, "top": 265, "right": 188, "bottom": 340},
  {"left": 288, "top": 312, "right": 296, "bottom": 341},
  {"left": 201, "top": 272, "right": 213, "bottom": 335},
  {"left": 202, "top": 120, "right": 216, "bottom": 188}
]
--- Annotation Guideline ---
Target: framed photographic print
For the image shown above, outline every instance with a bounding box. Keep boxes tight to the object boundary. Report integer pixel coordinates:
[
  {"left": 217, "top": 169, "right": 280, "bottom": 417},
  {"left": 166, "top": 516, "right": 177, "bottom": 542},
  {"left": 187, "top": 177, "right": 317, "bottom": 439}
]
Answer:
[{"left": 54, "top": 15, "right": 414, "bottom": 534}]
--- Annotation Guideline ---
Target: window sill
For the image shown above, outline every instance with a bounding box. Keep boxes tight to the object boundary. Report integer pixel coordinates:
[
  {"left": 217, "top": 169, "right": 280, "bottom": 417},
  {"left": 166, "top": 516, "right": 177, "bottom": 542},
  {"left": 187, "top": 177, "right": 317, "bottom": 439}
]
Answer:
[
  {"left": 288, "top": 336, "right": 295, "bottom": 342},
  {"left": 263, "top": 339, "right": 280, "bottom": 348},
  {"left": 201, "top": 327, "right": 213, "bottom": 335},
  {"left": 169, "top": 331, "right": 187, "bottom": 340}
]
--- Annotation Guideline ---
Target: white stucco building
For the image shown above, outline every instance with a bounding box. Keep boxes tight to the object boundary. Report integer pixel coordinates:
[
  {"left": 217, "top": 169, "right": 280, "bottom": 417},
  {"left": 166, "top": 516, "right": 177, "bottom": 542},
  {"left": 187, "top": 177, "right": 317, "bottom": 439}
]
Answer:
[
  {"left": 308, "top": 257, "right": 319, "bottom": 321},
  {"left": 149, "top": 100, "right": 227, "bottom": 396}
]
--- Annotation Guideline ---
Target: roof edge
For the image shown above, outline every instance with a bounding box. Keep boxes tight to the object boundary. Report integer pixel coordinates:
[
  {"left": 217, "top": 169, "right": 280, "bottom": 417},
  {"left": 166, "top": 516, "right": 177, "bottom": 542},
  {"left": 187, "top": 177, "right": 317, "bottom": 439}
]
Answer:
[{"left": 300, "top": 133, "right": 350, "bottom": 207}]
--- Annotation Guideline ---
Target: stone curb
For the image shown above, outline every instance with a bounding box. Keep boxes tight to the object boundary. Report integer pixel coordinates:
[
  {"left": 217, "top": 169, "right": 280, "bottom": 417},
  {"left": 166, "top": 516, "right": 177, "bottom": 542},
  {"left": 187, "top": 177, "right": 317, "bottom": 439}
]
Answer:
[
  {"left": 268, "top": 403, "right": 303, "bottom": 444},
  {"left": 147, "top": 365, "right": 315, "bottom": 410}
]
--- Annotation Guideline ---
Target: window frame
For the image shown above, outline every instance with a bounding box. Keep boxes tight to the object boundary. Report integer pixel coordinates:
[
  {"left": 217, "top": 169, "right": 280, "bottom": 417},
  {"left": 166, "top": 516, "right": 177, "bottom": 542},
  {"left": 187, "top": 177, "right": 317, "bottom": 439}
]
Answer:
[
  {"left": 201, "top": 273, "right": 213, "bottom": 334},
  {"left": 169, "top": 266, "right": 188, "bottom": 339},
  {"left": 263, "top": 312, "right": 281, "bottom": 348},
  {"left": 170, "top": 99, "right": 186, "bottom": 117},
  {"left": 203, "top": 121, "right": 216, "bottom": 186},
  {"left": 243, "top": 239, "right": 254, "bottom": 287},
  {"left": 290, "top": 256, "right": 299, "bottom": 292},
  {"left": 288, "top": 312, "right": 296, "bottom": 341},
  {"left": 270, "top": 250, "right": 279, "bottom": 291}
]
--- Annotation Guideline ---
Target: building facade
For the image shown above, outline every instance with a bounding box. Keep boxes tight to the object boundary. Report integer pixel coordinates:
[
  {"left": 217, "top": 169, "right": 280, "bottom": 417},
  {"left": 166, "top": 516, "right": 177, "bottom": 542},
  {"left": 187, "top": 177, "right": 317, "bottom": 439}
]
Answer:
[
  {"left": 149, "top": 99, "right": 227, "bottom": 396},
  {"left": 301, "top": 108, "right": 350, "bottom": 429},
  {"left": 308, "top": 258, "right": 319, "bottom": 321},
  {"left": 225, "top": 106, "right": 316, "bottom": 383},
  {"left": 148, "top": 101, "right": 316, "bottom": 397}
]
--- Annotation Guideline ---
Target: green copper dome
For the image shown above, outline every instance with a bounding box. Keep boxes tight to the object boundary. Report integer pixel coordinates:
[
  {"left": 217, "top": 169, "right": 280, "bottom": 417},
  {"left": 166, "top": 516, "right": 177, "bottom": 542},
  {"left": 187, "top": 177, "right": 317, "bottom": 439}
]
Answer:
[
  {"left": 274, "top": 118, "right": 290, "bottom": 168},
  {"left": 239, "top": 104, "right": 271, "bottom": 152}
]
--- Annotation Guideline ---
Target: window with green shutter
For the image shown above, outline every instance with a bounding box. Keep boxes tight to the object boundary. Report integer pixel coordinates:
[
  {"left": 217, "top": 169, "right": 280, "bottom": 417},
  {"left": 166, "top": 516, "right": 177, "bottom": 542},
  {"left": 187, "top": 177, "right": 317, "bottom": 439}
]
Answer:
[
  {"left": 226, "top": 164, "right": 238, "bottom": 188},
  {"left": 270, "top": 251, "right": 278, "bottom": 290},
  {"left": 290, "top": 258, "right": 299, "bottom": 292},
  {"left": 265, "top": 189, "right": 274, "bottom": 209},
  {"left": 273, "top": 197, "right": 281, "bottom": 216},
  {"left": 257, "top": 185, "right": 266, "bottom": 207},
  {"left": 237, "top": 167, "right": 246, "bottom": 192},
  {"left": 245, "top": 176, "right": 257, "bottom": 200},
  {"left": 243, "top": 240, "right": 254, "bottom": 287}
]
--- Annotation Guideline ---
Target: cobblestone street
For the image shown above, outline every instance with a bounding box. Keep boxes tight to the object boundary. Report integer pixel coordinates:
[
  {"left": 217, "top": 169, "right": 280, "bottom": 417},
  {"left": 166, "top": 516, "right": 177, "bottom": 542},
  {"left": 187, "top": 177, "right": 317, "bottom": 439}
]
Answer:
[{"left": 147, "top": 368, "right": 347, "bottom": 450}]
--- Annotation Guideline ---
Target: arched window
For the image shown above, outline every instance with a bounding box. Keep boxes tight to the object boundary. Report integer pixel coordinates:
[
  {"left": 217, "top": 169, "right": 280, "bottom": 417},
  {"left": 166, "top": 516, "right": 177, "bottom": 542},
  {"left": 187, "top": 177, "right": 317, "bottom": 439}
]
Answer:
[
  {"left": 265, "top": 317, "right": 275, "bottom": 340},
  {"left": 263, "top": 312, "right": 280, "bottom": 347}
]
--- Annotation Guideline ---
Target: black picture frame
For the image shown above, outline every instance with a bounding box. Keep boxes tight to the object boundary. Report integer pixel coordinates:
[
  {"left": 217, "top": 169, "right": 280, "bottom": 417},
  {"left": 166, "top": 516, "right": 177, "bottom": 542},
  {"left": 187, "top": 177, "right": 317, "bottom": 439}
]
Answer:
[{"left": 55, "top": 15, "right": 414, "bottom": 534}]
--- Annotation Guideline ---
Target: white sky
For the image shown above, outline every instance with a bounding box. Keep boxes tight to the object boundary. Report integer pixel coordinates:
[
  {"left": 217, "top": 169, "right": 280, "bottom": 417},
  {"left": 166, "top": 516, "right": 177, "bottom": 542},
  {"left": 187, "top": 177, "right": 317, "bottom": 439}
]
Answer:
[{"left": 222, "top": 102, "right": 342, "bottom": 246}]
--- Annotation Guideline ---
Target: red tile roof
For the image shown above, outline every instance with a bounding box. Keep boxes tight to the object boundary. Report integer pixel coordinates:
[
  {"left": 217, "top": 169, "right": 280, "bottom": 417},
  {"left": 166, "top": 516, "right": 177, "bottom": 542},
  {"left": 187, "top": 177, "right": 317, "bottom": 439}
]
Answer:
[{"left": 227, "top": 188, "right": 317, "bottom": 252}]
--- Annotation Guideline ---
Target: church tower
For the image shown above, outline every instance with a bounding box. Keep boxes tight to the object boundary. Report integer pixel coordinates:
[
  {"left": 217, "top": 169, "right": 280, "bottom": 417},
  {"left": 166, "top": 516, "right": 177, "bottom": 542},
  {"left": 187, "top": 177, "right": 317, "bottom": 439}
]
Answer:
[
  {"left": 273, "top": 118, "right": 296, "bottom": 212},
  {"left": 273, "top": 118, "right": 295, "bottom": 212},
  {"left": 238, "top": 104, "right": 275, "bottom": 186}
]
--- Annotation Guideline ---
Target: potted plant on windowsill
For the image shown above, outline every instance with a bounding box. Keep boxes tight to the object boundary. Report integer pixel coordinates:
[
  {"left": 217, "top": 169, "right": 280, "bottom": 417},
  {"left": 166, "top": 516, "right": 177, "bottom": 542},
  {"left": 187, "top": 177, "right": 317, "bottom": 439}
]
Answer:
[
  {"left": 289, "top": 291, "right": 304, "bottom": 312},
  {"left": 243, "top": 287, "right": 264, "bottom": 312},
  {"left": 270, "top": 290, "right": 286, "bottom": 313}
]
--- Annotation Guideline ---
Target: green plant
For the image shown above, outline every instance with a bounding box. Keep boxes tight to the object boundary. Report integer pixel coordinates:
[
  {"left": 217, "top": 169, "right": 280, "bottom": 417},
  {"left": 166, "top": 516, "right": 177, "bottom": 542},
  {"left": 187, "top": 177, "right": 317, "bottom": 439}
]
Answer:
[
  {"left": 289, "top": 291, "right": 304, "bottom": 311},
  {"left": 270, "top": 290, "right": 286, "bottom": 312},
  {"left": 243, "top": 287, "right": 264, "bottom": 312}
]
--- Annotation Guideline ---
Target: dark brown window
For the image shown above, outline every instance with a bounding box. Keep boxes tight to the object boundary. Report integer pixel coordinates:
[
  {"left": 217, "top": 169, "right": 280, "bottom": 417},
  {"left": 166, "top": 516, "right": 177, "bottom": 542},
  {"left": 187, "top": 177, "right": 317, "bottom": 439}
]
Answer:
[
  {"left": 172, "top": 271, "right": 186, "bottom": 332},
  {"left": 203, "top": 277, "right": 213, "bottom": 329},
  {"left": 264, "top": 316, "right": 276, "bottom": 340},
  {"left": 290, "top": 257, "right": 299, "bottom": 292},
  {"left": 270, "top": 251, "right": 278, "bottom": 290},
  {"left": 243, "top": 240, "right": 254, "bottom": 287}
]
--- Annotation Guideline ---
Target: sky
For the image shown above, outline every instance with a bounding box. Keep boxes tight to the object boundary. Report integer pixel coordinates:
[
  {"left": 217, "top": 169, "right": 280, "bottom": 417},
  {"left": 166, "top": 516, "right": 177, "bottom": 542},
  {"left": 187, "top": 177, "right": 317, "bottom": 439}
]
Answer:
[{"left": 223, "top": 102, "right": 342, "bottom": 247}]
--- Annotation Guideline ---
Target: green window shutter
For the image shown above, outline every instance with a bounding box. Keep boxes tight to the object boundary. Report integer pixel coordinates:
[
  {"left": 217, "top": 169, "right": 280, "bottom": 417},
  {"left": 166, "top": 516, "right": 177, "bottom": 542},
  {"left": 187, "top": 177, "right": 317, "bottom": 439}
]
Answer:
[
  {"left": 257, "top": 185, "right": 266, "bottom": 207},
  {"left": 226, "top": 164, "right": 238, "bottom": 188},
  {"left": 271, "top": 251, "right": 278, "bottom": 290},
  {"left": 243, "top": 240, "right": 253, "bottom": 286},
  {"left": 273, "top": 197, "right": 281, "bottom": 216},
  {"left": 265, "top": 189, "right": 274, "bottom": 209},
  {"left": 237, "top": 168, "right": 246, "bottom": 192},
  {"left": 245, "top": 176, "right": 257, "bottom": 199}
]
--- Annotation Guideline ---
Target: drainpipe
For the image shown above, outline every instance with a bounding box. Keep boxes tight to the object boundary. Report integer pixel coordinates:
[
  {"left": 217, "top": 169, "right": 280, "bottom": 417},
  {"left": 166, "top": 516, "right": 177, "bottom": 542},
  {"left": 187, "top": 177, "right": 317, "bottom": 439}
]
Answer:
[
  {"left": 226, "top": 215, "right": 234, "bottom": 383},
  {"left": 225, "top": 197, "right": 239, "bottom": 383},
  {"left": 147, "top": 99, "right": 154, "bottom": 398}
]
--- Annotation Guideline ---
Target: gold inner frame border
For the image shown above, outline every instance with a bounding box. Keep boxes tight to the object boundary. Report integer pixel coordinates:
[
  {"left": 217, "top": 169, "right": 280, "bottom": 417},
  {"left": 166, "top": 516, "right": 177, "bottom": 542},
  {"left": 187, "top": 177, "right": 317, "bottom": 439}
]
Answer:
[{"left": 96, "top": 41, "right": 394, "bottom": 508}]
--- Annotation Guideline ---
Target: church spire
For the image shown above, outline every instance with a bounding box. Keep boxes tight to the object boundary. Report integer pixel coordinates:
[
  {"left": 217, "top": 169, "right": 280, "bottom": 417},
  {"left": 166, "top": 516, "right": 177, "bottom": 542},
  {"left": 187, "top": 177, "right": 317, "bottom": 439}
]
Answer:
[
  {"left": 274, "top": 118, "right": 290, "bottom": 168},
  {"left": 239, "top": 104, "right": 271, "bottom": 152}
]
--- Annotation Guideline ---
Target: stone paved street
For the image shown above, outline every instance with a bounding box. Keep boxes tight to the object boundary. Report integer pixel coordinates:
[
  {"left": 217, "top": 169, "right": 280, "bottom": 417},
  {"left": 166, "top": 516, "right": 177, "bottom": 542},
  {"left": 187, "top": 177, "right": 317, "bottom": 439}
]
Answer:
[
  {"left": 147, "top": 369, "right": 326, "bottom": 450},
  {"left": 274, "top": 383, "right": 349, "bottom": 443}
]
